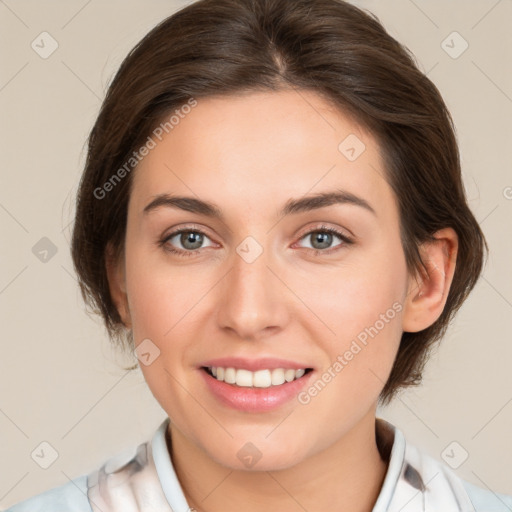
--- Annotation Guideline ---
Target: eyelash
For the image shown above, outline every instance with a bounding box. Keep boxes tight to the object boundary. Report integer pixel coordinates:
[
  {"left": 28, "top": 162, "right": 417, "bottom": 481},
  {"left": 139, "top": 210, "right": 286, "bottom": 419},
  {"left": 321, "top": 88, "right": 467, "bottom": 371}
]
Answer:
[{"left": 158, "top": 225, "right": 354, "bottom": 258}]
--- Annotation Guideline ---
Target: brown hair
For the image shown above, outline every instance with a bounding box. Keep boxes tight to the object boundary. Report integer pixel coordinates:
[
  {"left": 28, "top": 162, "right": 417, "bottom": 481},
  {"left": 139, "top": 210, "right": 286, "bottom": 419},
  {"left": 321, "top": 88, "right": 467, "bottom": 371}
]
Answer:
[{"left": 71, "top": 0, "right": 487, "bottom": 405}]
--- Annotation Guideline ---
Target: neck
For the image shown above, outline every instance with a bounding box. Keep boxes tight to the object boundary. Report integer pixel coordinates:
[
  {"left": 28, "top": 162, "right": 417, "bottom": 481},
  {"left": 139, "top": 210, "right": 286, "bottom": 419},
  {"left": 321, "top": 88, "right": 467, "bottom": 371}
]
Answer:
[{"left": 168, "top": 405, "right": 389, "bottom": 512}]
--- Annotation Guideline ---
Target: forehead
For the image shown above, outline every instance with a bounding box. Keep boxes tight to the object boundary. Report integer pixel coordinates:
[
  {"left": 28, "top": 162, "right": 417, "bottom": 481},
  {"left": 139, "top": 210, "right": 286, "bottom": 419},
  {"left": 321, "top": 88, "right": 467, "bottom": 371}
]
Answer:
[{"left": 130, "top": 89, "right": 393, "bottom": 219}]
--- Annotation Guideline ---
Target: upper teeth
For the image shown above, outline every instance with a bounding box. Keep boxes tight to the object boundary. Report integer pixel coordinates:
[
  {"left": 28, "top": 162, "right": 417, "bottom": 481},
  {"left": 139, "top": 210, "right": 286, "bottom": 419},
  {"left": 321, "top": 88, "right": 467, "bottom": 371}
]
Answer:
[{"left": 209, "top": 367, "right": 307, "bottom": 388}]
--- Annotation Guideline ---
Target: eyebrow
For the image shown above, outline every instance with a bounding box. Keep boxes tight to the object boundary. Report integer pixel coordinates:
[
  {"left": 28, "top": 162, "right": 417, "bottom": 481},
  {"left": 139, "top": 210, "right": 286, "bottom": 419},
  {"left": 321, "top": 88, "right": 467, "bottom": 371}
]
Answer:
[{"left": 142, "top": 189, "right": 376, "bottom": 219}]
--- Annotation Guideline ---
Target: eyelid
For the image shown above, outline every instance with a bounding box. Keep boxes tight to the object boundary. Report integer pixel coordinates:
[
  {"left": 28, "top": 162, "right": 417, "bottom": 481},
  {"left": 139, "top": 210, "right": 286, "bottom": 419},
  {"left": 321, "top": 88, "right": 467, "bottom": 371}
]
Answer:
[{"left": 296, "top": 223, "right": 354, "bottom": 242}]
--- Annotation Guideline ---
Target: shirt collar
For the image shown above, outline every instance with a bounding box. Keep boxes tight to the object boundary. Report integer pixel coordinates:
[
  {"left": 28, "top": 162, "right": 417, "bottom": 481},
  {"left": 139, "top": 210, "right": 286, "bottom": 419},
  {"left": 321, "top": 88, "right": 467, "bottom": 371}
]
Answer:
[
  {"left": 152, "top": 417, "right": 191, "bottom": 512},
  {"left": 87, "top": 416, "right": 474, "bottom": 512},
  {"left": 372, "top": 417, "right": 408, "bottom": 511},
  {"left": 372, "top": 418, "right": 475, "bottom": 512}
]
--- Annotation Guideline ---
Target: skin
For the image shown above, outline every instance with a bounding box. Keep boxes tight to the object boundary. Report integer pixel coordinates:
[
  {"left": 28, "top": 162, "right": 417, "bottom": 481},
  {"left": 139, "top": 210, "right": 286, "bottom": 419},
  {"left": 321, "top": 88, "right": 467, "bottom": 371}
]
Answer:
[{"left": 106, "top": 89, "right": 458, "bottom": 512}]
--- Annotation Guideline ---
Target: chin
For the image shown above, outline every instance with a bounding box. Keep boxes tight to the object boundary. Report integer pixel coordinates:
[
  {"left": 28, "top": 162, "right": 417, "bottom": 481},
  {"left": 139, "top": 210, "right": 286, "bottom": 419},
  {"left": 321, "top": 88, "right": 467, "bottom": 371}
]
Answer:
[{"left": 204, "top": 437, "right": 309, "bottom": 472}]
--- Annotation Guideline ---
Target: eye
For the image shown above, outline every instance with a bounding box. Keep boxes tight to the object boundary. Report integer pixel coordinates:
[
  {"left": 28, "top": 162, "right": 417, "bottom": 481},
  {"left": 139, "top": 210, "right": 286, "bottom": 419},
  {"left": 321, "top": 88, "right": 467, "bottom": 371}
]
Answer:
[
  {"left": 159, "top": 224, "right": 354, "bottom": 258},
  {"left": 296, "top": 225, "right": 353, "bottom": 254},
  {"left": 159, "top": 228, "right": 215, "bottom": 257}
]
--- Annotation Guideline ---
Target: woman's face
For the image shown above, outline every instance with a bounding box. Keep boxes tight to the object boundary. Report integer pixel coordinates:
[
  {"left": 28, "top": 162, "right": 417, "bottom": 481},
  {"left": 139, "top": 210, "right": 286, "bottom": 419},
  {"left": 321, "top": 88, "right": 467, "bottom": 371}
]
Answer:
[{"left": 112, "top": 89, "right": 416, "bottom": 470}]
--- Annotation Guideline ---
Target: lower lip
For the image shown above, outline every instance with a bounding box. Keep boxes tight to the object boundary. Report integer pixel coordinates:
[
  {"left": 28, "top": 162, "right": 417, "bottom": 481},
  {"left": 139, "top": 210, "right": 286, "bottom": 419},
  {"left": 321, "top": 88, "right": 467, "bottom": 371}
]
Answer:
[{"left": 199, "top": 368, "right": 314, "bottom": 413}]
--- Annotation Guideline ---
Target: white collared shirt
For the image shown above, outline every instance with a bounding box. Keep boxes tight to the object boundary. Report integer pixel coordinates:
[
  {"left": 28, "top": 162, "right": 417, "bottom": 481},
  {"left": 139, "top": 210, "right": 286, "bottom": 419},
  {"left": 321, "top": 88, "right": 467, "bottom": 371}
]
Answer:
[{"left": 5, "top": 417, "right": 512, "bottom": 511}]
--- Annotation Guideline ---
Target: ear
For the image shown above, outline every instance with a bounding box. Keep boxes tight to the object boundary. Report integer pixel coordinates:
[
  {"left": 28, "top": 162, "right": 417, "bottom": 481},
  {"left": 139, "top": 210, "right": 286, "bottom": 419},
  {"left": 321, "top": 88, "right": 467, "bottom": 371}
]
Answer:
[
  {"left": 402, "top": 227, "right": 458, "bottom": 333},
  {"left": 105, "top": 242, "right": 132, "bottom": 329}
]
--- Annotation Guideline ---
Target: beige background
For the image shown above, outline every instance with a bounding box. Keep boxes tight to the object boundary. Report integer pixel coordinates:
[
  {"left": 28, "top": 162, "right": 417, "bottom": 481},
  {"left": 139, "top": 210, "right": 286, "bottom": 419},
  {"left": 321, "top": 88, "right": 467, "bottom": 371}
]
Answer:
[{"left": 1, "top": 0, "right": 511, "bottom": 508}]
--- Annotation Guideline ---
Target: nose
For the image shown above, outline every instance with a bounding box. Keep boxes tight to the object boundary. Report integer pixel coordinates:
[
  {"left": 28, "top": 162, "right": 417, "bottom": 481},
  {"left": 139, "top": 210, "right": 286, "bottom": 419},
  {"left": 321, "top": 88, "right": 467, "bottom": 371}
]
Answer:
[{"left": 216, "top": 245, "right": 290, "bottom": 341}]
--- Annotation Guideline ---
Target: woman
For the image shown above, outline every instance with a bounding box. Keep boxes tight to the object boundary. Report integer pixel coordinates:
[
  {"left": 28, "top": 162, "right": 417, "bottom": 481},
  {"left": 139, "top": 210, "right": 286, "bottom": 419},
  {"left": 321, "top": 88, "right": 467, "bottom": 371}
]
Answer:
[{"left": 6, "top": 0, "right": 511, "bottom": 510}]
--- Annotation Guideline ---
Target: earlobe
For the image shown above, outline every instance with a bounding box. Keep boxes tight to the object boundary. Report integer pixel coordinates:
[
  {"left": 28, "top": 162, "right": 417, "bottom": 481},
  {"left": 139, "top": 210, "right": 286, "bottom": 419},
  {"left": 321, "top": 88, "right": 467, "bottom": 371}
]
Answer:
[
  {"left": 402, "top": 228, "right": 458, "bottom": 333},
  {"left": 105, "top": 242, "right": 132, "bottom": 329}
]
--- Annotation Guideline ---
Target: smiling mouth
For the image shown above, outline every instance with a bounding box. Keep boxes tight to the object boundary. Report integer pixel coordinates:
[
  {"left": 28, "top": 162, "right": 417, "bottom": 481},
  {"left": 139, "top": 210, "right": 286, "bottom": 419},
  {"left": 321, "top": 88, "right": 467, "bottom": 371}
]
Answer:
[{"left": 201, "top": 366, "right": 314, "bottom": 388}]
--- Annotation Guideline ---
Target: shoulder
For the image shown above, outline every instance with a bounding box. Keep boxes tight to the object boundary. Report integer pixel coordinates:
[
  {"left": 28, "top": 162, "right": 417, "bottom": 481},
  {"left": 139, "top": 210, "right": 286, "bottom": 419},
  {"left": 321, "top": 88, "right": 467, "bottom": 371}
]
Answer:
[
  {"left": 4, "top": 475, "right": 92, "bottom": 512},
  {"left": 3, "top": 419, "right": 172, "bottom": 512},
  {"left": 385, "top": 421, "right": 512, "bottom": 512},
  {"left": 406, "top": 439, "right": 512, "bottom": 511},
  {"left": 461, "top": 478, "right": 512, "bottom": 512}
]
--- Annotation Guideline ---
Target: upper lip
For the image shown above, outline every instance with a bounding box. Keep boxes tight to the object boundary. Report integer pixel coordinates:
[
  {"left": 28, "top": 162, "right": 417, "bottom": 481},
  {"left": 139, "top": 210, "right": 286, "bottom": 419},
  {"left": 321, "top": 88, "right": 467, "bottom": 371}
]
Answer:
[{"left": 199, "top": 357, "right": 314, "bottom": 372}]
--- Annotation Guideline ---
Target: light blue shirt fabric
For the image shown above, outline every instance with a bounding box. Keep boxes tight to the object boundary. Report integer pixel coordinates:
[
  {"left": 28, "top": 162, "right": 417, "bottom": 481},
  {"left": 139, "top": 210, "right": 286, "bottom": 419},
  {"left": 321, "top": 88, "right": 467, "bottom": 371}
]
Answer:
[{"left": 5, "top": 417, "right": 512, "bottom": 511}]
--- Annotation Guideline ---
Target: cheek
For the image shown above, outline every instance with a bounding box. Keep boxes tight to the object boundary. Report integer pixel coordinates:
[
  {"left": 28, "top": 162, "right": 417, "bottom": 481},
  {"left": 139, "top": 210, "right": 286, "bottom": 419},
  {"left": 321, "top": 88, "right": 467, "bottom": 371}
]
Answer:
[
  {"left": 296, "top": 242, "right": 406, "bottom": 390},
  {"left": 124, "top": 252, "right": 209, "bottom": 409},
  {"left": 297, "top": 277, "right": 403, "bottom": 428},
  {"left": 295, "top": 240, "right": 406, "bottom": 336},
  {"left": 124, "top": 246, "right": 209, "bottom": 341}
]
